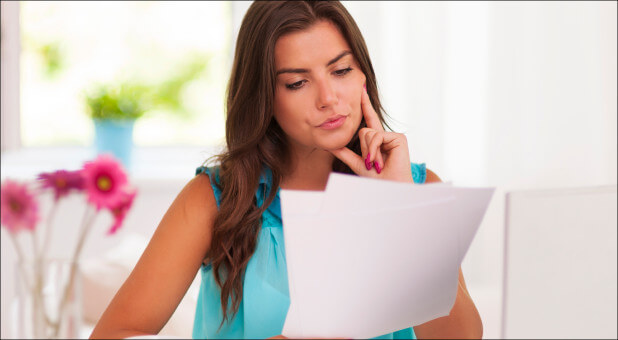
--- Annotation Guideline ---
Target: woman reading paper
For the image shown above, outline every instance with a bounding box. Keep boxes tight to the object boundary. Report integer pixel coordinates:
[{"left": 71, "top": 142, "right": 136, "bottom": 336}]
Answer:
[{"left": 91, "top": 1, "right": 482, "bottom": 338}]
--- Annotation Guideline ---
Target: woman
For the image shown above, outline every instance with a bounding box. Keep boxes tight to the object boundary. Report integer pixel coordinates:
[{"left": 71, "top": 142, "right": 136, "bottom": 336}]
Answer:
[{"left": 91, "top": 1, "right": 483, "bottom": 339}]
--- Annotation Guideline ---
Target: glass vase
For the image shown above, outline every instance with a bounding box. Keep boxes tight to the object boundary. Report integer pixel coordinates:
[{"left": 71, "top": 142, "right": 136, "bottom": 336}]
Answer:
[{"left": 11, "top": 259, "right": 83, "bottom": 339}]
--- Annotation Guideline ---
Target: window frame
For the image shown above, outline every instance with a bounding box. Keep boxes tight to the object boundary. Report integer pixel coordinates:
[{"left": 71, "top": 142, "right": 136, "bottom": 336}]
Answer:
[{"left": 1, "top": 1, "right": 21, "bottom": 152}]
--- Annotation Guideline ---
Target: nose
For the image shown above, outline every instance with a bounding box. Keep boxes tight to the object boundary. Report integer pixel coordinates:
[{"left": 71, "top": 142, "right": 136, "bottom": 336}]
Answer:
[{"left": 315, "top": 78, "right": 338, "bottom": 110}]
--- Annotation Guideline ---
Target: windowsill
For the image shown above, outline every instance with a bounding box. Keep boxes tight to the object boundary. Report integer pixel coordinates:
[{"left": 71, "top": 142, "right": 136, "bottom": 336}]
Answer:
[{"left": 0, "top": 146, "right": 219, "bottom": 182}]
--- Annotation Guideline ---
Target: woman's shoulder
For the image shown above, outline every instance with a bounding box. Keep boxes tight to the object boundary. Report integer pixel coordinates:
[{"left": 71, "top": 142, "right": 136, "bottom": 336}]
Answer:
[
  {"left": 189, "top": 168, "right": 217, "bottom": 197},
  {"left": 425, "top": 168, "right": 442, "bottom": 183},
  {"left": 169, "top": 166, "right": 218, "bottom": 223},
  {"left": 195, "top": 165, "right": 222, "bottom": 204},
  {"left": 195, "top": 165, "right": 219, "bottom": 181}
]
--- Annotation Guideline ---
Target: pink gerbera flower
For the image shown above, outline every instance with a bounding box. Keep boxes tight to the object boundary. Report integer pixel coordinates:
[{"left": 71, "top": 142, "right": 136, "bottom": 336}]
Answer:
[
  {"left": 107, "top": 187, "right": 137, "bottom": 235},
  {"left": 81, "top": 154, "right": 129, "bottom": 210},
  {"left": 37, "top": 170, "right": 84, "bottom": 201},
  {"left": 0, "top": 179, "right": 40, "bottom": 233}
]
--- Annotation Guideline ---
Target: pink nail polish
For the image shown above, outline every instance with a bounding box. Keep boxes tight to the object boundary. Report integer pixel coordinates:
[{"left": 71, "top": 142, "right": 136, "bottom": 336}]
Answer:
[
  {"left": 375, "top": 162, "right": 381, "bottom": 174},
  {"left": 365, "top": 153, "right": 372, "bottom": 170}
]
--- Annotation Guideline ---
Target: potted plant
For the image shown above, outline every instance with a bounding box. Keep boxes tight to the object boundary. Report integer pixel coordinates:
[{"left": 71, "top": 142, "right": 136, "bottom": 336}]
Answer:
[
  {"left": 84, "top": 82, "right": 152, "bottom": 170},
  {"left": 84, "top": 55, "right": 209, "bottom": 171}
]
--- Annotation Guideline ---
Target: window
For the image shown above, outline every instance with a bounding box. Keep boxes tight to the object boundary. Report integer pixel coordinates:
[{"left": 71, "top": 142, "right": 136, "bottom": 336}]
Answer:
[{"left": 17, "top": 1, "right": 231, "bottom": 148}]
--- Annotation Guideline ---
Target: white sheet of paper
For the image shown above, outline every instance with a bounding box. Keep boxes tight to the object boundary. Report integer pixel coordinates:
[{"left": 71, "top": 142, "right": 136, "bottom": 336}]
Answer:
[
  {"left": 280, "top": 173, "right": 494, "bottom": 339},
  {"left": 322, "top": 173, "right": 493, "bottom": 262}
]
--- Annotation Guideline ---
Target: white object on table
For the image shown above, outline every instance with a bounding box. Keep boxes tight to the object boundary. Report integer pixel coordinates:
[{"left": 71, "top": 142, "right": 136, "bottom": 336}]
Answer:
[{"left": 502, "top": 185, "right": 617, "bottom": 339}]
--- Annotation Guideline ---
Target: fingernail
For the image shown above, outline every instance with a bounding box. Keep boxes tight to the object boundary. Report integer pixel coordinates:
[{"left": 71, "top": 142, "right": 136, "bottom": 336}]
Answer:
[
  {"left": 365, "top": 153, "right": 372, "bottom": 170},
  {"left": 375, "top": 162, "right": 381, "bottom": 174}
]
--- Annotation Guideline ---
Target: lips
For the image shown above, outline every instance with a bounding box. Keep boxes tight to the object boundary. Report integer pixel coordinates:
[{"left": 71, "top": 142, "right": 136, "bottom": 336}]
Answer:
[{"left": 318, "top": 115, "right": 347, "bottom": 129}]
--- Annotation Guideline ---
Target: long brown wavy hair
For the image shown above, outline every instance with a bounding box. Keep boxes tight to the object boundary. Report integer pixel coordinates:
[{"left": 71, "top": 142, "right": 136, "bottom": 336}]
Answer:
[{"left": 205, "top": 0, "right": 390, "bottom": 327}]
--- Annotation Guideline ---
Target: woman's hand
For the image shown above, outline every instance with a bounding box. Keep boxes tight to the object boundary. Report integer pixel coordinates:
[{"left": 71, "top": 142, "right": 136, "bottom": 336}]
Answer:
[{"left": 330, "top": 85, "right": 413, "bottom": 183}]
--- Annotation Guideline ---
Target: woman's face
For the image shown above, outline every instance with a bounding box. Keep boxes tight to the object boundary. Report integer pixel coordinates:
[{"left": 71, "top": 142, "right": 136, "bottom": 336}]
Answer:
[{"left": 273, "top": 20, "right": 366, "bottom": 154}]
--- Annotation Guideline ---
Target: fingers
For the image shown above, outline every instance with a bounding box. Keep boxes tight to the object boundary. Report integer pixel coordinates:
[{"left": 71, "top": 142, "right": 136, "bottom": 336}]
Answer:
[
  {"left": 358, "top": 127, "right": 386, "bottom": 174},
  {"left": 366, "top": 130, "right": 384, "bottom": 174},
  {"left": 333, "top": 115, "right": 409, "bottom": 177},
  {"left": 357, "top": 127, "right": 389, "bottom": 173},
  {"left": 379, "top": 131, "right": 407, "bottom": 153},
  {"left": 363, "top": 130, "right": 406, "bottom": 174},
  {"left": 330, "top": 131, "right": 404, "bottom": 177},
  {"left": 329, "top": 147, "right": 366, "bottom": 175},
  {"left": 359, "top": 128, "right": 371, "bottom": 170},
  {"left": 361, "top": 84, "right": 384, "bottom": 132}
]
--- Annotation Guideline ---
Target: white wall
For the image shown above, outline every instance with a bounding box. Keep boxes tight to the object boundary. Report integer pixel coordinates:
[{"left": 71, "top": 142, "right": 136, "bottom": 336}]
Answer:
[
  {"left": 481, "top": 0, "right": 617, "bottom": 294},
  {"left": 344, "top": 1, "right": 617, "bottom": 337},
  {"left": 345, "top": 1, "right": 616, "bottom": 185}
]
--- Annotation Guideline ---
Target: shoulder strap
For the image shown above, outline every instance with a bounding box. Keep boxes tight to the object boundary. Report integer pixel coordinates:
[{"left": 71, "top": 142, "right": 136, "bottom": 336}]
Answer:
[
  {"left": 195, "top": 166, "right": 222, "bottom": 208},
  {"left": 410, "top": 162, "right": 427, "bottom": 184}
]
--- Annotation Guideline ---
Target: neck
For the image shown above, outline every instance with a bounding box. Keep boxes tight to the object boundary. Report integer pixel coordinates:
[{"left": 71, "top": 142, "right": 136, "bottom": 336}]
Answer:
[{"left": 280, "top": 146, "right": 334, "bottom": 191}]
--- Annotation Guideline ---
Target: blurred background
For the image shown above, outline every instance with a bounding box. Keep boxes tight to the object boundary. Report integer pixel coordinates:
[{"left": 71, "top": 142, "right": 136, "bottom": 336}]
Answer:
[{"left": 1, "top": 1, "right": 616, "bottom": 339}]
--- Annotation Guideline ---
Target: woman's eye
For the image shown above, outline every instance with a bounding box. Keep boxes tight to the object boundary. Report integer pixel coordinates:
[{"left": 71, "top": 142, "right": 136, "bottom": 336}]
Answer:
[
  {"left": 285, "top": 80, "right": 306, "bottom": 90},
  {"left": 334, "top": 67, "right": 352, "bottom": 76},
  {"left": 284, "top": 68, "right": 351, "bottom": 90}
]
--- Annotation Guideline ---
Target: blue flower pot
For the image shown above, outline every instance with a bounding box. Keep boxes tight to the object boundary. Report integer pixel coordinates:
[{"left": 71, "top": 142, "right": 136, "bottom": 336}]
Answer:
[{"left": 93, "top": 118, "right": 135, "bottom": 171}]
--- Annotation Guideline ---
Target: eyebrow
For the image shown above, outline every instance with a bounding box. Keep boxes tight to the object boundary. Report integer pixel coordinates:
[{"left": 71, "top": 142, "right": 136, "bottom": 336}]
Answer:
[{"left": 275, "top": 50, "right": 352, "bottom": 76}]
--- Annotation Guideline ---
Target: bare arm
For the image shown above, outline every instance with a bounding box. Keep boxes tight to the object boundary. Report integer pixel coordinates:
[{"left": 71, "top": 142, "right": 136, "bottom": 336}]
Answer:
[
  {"left": 90, "top": 173, "right": 217, "bottom": 339},
  {"left": 413, "top": 169, "right": 483, "bottom": 339}
]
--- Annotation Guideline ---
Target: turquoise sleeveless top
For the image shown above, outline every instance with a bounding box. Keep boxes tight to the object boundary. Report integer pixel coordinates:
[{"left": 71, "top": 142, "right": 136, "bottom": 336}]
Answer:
[{"left": 192, "top": 163, "right": 427, "bottom": 339}]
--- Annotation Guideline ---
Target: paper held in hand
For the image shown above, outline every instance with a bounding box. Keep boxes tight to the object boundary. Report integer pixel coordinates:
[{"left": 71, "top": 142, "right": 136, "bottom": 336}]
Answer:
[{"left": 280, "top": 173, "right": 494, "bottom": 339}]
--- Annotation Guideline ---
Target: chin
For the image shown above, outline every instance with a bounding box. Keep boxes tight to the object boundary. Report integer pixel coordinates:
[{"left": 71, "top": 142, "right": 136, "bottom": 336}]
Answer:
[{"left": 318, "top": 128, "right": 357, "bottom": 151}]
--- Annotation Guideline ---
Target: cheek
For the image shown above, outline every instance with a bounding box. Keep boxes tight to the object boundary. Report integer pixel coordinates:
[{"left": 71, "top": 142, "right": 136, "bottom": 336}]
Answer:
[
  {"left": 343, "top": 84, "right": 363, "bottom": 125},
  {"left": 274, "top": 91, "right": 295, "bottom": 125},
  {"left": 345, "top": 72, "right": 365, "bottom": 111},
  {"left": 274, "top": 92, "right": 309, "bottom": 136}
]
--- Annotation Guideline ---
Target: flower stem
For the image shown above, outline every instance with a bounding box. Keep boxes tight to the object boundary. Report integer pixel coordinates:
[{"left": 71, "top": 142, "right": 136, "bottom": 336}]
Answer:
[
  {"left": 30, "top": 232, "right": 56, "bottom": 335},
  {"left": 50, "top": 204, "right": 98, "bottom": 338},
  {"left": 73, "top": 206, "right": 97, "bottom": 261},
  {"left": 10, "top": 233, "right": 49, "bottom": 337},
  {"left": 28, "top": 195, "right": 52, "bottom": 336},
  {"left": 40, "top": 199, "right": 59, "bottom": 262},
  {"left": 34, "top": 199, "right": 61, "bottom": 336},
  {"left": 8, "top": 232, "right": 33, "bottom": 291}
]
